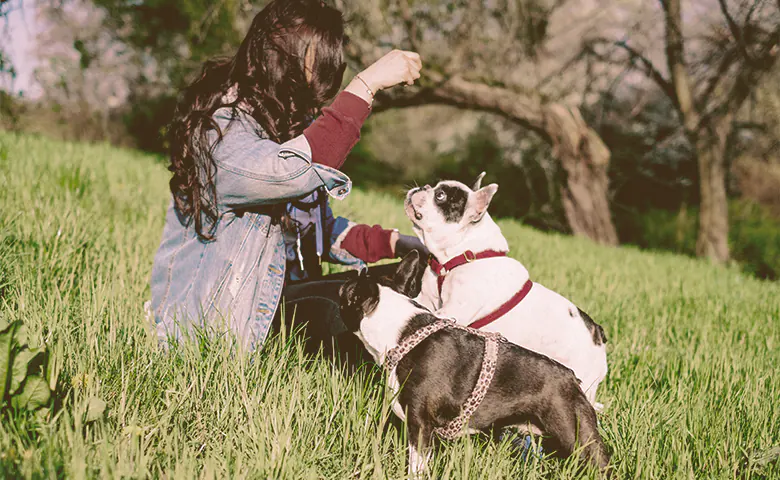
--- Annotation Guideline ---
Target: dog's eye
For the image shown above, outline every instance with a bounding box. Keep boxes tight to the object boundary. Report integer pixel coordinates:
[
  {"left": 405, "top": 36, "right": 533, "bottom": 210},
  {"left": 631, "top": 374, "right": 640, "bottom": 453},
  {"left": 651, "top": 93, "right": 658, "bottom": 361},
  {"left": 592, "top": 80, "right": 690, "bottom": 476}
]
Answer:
[{"left": 435, "top": 191, "right": 446, "bottom": 202}]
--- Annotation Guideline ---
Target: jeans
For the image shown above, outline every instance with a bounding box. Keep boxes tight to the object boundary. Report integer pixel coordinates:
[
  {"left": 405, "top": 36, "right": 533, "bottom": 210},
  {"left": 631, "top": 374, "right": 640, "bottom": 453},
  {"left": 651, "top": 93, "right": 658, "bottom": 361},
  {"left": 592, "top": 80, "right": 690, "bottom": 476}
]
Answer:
[{"left": 270, "top": 263, "right": 400, "bottom": 370}]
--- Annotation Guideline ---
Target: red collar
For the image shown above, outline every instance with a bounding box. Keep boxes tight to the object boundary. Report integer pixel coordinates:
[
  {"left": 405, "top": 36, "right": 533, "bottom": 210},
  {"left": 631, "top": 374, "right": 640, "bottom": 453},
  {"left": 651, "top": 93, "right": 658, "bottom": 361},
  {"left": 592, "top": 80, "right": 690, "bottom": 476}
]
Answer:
[
  {"left": 428, "top": 249, "right": 508, "bottom": 287},
  {"left": 427, "top": 249, "right": 533, "bottom": 330}
]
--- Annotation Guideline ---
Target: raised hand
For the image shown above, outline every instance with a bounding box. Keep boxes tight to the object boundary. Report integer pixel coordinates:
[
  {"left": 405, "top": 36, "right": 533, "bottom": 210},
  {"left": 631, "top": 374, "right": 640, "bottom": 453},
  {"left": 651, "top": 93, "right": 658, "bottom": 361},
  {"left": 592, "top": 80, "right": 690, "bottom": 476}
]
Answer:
[
  {"left": 358, "top": 49, "right": 422, "bottom": 90},
  {"left": 345, "top": 50, "right": 422, "bottom": 103}
]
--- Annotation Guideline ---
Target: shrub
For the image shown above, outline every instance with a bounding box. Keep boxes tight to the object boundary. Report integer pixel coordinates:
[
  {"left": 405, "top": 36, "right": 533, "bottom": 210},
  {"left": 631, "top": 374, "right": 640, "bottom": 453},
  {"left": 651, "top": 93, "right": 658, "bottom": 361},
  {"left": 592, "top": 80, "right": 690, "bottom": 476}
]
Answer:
[
  {"left": 729, "top": 200, "right": 780, "bottom": 280},
  {"left": 619, "top": 201, "right": 780, "bottom": 280}
]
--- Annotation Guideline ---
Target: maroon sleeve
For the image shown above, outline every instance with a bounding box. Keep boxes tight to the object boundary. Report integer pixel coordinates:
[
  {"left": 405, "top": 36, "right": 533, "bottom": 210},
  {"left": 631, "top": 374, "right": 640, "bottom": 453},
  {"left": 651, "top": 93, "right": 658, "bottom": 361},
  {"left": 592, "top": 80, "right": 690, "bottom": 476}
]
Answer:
[
  {"left": 340, "top": 224, "right": 395, "bottom": 263},
  {"left": 303, "top": 91, "right": 371, "bottom": 169}
]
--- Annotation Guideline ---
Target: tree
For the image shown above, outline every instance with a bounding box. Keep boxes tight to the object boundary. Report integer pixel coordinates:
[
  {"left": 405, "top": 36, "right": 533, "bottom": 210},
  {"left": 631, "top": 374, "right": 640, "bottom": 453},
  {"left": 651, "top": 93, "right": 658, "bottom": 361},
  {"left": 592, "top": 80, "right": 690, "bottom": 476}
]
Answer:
[
  {"left": 585, "top": 0, "right": 780, "bottom": 263},
  {"left": 338, "top": 0, "right": 619, "bottom": 245},
  {"left": 91, "top": 0, "right": 247, "bottom": 89},
  {"left": 0, "top": 0, "right": 20, "bottom": 128}
]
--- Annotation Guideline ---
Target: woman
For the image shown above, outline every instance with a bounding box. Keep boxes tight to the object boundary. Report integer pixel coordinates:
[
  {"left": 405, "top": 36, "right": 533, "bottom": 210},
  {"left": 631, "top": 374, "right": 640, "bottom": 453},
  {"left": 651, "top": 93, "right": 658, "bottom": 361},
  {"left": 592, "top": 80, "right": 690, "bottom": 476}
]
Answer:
[{"left": 149, "top": 0, "right": 425, "bottom": 355}]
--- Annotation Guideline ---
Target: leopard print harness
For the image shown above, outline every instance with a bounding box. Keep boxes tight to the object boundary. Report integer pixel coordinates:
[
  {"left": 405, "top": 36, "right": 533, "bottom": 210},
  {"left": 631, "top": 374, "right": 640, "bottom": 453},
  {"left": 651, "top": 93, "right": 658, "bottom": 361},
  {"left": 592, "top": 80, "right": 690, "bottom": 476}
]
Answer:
[{"left": 383, "top": 319, "right": 507, "bottom": 440}]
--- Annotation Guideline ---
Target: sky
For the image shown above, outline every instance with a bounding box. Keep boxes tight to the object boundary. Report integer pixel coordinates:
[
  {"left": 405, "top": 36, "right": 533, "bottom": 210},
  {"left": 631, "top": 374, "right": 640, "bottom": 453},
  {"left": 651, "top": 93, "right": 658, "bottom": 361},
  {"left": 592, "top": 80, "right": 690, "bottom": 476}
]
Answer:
[{"left": 3, "top": 0, "right": 42, "bottom": 98}]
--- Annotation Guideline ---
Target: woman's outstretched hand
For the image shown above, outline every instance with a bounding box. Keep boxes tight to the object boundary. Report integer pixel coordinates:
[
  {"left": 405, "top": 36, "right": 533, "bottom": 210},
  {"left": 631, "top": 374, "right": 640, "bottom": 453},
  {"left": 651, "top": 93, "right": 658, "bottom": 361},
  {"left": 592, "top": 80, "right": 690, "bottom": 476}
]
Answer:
[
  {"left": 360, "top": 50, "right": 422, "bottom": 90},
  {"left": 346, "top": 50, "right": 422, "bottom": 103}
]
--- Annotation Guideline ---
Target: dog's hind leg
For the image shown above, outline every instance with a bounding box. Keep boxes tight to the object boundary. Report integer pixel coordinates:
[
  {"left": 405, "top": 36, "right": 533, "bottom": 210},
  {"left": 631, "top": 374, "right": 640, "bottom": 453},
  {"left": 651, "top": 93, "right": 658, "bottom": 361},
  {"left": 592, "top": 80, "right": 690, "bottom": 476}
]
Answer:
[
  {"left": 572, "top": 400, "right": 610, "bottom": 472},
  {"left": 538, "top": 392, "right": 610, "bottom": 473}
]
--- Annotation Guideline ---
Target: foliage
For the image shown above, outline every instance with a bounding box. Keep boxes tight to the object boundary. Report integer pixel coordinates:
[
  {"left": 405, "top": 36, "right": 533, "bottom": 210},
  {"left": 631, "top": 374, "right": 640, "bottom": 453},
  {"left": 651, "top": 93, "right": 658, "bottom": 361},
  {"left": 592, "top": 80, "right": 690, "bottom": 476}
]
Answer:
[
  {"left": 730, "top": 200, "right": 780, "bottom": 280},
  {"left": 92, "top": 0, "right": 246, "bottom": 88},
  {"left": 0, "top": 89, "right": 21, "bottom": 131},
  {"left": 592, "top": 89, "right": 699, "bottom": 211},
  {"left": 1, "top": 131, "right": 779, "bottom": 478},
  {"left": 0, "top": 319, "right": 56, "bottom": 414},
  {"left": 432, "top": 119, "right": 567, "bottom": 232},
  {"left": 122, "top": 91, "right": 178, "bottom": 153},
  {"left": 0, "top": 9, "right": 20, "bottom": 130},
  {"left": 28, "top": 0, "right": 255, "bottom": 154},
  {"left": 618, "top": 200, "right": 780, "bottom": 280},
  {"left": 340, "top": 125, "right": 407, "bottom": 196},
  {"left": 587, "top": 0, "right": 780, "bottom": 262}
]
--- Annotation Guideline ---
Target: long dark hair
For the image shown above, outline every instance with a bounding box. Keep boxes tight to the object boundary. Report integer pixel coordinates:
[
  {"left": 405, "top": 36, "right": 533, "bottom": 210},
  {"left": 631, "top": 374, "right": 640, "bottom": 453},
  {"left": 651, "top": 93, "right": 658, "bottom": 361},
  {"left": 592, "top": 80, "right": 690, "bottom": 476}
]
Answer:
[{"left": 168, "top": 0, "right": 346, "bottom": 241}]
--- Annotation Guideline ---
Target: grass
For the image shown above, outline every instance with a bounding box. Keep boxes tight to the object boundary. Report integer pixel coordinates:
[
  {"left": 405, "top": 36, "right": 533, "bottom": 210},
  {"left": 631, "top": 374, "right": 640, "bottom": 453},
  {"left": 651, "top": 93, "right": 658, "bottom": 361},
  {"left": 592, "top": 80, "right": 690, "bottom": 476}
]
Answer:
[{"left": 0, "top": 130, "right": 778, "bottom": 479}]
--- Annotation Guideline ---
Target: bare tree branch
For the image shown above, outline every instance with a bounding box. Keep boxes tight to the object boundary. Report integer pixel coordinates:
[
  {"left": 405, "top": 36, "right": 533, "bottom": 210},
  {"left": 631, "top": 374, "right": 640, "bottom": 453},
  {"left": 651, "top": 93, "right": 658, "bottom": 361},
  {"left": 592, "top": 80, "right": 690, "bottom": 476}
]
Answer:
[
  {"left": 583, "top": 38, "right": 677, "bottom": 106},
  {"left": 707, "top": 27, "right": 780, "bottom": 122},
  {"left": 744, "top": 0, "right": 759, "bottom": 27},
  {"left": 697, "top": 47, "right": 738, "bottom": 108},
  {"left": 716, "top": 0, "right": 753, "bottom": 63},
  {"left": 616, "top": 39, "right": 677, "bottom": 105}
]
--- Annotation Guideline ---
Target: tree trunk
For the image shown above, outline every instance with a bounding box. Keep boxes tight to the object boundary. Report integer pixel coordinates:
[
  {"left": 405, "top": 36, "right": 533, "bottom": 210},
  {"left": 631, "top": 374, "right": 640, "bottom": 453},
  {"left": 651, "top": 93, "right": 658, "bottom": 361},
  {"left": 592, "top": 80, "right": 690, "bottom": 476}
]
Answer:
[
  {"left": 660, "top": 0, "right": 731, "bottom": 264},
  {"left": 695, "top": 119, "right": 731, "bottom": 263},
  {"left": 544, "top": 104, "right": 618, "bottom": 245},
  {"left": 375, "top": 75, "right": 619, "bottom": 246}
]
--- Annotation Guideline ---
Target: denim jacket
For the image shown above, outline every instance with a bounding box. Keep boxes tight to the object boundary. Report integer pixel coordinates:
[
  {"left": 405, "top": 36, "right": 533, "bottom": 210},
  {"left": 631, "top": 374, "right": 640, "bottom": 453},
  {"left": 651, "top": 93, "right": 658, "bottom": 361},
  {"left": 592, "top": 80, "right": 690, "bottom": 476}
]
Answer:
[{"left": 150, "top": 106, "right": 363, "bottom": 350}]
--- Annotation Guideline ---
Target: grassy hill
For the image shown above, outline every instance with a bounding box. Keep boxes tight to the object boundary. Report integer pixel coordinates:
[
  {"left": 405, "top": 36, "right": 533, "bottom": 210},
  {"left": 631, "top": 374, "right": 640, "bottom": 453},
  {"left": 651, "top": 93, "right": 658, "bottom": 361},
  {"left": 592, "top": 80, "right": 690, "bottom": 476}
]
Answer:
[{"left": 1, "top": 131, "right": 778, "bottom": 479}]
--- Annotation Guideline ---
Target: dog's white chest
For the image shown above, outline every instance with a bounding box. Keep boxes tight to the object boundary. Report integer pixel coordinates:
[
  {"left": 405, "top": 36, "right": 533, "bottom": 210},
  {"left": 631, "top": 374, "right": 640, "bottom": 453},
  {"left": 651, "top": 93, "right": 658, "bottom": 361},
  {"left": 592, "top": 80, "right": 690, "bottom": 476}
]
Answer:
[{"left": 387, "top": 370, "right": 406, "bottom": 421}]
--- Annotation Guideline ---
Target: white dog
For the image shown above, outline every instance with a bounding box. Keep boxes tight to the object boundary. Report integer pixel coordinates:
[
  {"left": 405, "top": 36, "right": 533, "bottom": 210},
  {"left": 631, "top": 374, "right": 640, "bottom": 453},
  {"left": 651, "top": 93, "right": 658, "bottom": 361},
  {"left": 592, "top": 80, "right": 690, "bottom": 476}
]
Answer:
[{"left": 404, "top": 173, "right": 608, "bottom": 408}]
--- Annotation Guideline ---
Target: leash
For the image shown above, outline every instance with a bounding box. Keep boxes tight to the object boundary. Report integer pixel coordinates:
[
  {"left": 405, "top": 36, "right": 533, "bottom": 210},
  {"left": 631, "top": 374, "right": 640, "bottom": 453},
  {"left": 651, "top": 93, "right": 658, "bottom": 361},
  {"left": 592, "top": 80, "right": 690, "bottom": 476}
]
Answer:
[
  {"left": 384, "top": 319, "right": 506, "bottom": 440},
  {"left": 428, "top": 250, "right": 533, "bottom": 329}
]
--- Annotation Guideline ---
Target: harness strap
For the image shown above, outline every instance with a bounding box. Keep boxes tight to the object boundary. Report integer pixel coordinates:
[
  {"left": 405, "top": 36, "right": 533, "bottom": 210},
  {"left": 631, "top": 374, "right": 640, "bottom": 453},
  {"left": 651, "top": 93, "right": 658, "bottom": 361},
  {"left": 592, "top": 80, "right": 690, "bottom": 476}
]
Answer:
[
  {"left": 467, "top": 279, "right": 533, "bottom": 329},
  {"left": 384, "top": 319, "right": 506, "bottom": 440},
  {"left": 428, "top": 250, "right": 533, "bottom": 330},
  {"left": 384, "top": 320, "right": 450, "bottom": 372},
  {"left": 433, "top": 334, "right": 500, "bottom": 439}
]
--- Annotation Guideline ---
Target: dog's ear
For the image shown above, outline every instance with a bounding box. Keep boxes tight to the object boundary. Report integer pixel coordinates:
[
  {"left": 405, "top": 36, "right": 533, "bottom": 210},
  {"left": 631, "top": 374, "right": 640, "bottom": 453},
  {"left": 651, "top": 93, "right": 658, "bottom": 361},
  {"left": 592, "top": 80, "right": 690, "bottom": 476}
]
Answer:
[
  {"left": 470, "top": 184, "right": 498, "bottom": 222},
  {"left": 355, "top": 266, "right": 373, "bottom": 295},
  {"left": 393, "top": 250, "right": 423, "bottom": 297},
  {"left": 472, "top": 171, "right": 487, "bottom": 191},
  {"left": 339, "top": 273, "right": 380, "bottom": 332}
]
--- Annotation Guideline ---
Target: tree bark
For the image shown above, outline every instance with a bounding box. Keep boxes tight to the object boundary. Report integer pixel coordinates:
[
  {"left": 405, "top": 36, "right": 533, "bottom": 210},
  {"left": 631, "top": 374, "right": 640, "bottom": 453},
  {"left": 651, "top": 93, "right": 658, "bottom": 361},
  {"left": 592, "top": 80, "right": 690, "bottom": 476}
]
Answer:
[
  {"left": 375, "top": 75, "right": 619, "bottom": 246},
  {"left": 695, "top": 118, "right": 731, "bottom": 262},
  {"left": 544, "top": 105, "right": 619, "bottom": 245}
]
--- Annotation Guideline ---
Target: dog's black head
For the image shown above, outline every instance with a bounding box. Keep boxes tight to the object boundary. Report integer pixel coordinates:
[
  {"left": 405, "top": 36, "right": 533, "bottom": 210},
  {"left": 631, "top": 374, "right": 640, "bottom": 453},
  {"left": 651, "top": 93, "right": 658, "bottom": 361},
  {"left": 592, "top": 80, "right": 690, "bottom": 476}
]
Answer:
[
  {"left": 339, "top": 269, "right": 379, "bottom": 333},
  {"left": 339, "top": 251, "right": 425, "bottom": 332}
]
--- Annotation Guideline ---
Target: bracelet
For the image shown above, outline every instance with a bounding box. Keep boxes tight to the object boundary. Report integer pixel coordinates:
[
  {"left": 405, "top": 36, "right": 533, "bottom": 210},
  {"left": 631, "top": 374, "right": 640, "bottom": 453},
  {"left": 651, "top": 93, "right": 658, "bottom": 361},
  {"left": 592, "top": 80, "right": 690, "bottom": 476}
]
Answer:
[{"left": 354, "top": 75, "right": 375, "bottom": 99}]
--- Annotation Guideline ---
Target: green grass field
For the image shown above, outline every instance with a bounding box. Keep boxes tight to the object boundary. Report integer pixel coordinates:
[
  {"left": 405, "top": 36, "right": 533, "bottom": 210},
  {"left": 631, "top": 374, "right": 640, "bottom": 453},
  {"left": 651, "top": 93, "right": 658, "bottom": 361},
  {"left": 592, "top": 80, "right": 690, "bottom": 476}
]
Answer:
[{"left": 1, "top": 130, "right": 778, "bottom": 479}]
